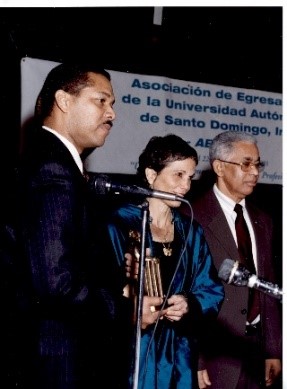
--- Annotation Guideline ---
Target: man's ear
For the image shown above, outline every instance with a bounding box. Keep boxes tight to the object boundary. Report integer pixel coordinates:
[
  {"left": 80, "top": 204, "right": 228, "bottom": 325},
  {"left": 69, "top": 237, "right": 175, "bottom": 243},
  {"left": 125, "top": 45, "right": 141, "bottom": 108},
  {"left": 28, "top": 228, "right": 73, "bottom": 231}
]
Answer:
[
  {"left": 145, "top": 167, "right": 157, "bottom": 187},
  {"left": 54, "top": 90, "right": 70, "bottom": 113},
  {"left": 212, "top": 160, "right": 224, "bottom": 177}
]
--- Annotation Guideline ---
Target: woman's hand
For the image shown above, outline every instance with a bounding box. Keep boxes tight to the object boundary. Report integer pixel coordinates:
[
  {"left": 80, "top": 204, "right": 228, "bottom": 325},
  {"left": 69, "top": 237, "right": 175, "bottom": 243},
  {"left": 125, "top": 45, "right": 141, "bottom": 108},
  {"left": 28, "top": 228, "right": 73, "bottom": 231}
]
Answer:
[
  {"left": 125, "top": 252, "right": 137, "bottom": 279},
  {"left": 164, "top": 294, "right": 189, "bottom": 322},
  {"left": 141, "top": 296, "right": 168, "bottom": 329},
  {"left": 125, "top": 248, "right": 152, "bottom": 279},
  {"left": 123, "top": 252, "right": 139, "bottom": 298},
  {"left": 125, "top": 253, "right": 189, "bottom": 325}
]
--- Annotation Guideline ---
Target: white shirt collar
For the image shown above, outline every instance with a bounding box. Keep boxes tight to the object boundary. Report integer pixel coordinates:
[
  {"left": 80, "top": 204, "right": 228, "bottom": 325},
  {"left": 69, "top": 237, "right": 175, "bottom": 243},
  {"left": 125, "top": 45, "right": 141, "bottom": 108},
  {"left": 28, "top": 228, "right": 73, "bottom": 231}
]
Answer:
[{"left": 213, "top": 183, "right": 246, "bottom": 212}]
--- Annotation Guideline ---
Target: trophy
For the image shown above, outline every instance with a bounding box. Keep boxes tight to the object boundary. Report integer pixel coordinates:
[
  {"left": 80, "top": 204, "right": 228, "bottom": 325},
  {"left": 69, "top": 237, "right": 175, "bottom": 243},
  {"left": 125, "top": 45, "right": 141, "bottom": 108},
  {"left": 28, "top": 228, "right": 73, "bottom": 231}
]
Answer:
[{"left": 129, "top": 230, "right": 163, "bottom": 297}]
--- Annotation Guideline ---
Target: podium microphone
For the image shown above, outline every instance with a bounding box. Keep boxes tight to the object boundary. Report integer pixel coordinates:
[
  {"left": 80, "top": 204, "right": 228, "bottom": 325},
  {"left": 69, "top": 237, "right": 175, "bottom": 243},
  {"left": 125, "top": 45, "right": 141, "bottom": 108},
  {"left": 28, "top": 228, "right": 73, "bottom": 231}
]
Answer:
[
  {"left": 218, "top": 258, "right": 283, "bottom": 301},
  {"left": 88, "top": 173, "right": 189, "bottom": 203}
]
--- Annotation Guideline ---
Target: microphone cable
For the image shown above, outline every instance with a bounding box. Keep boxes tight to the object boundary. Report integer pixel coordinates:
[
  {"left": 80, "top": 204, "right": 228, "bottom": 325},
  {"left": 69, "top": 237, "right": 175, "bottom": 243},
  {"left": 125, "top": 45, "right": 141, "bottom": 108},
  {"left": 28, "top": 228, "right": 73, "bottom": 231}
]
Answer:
[{"left": 141, "top": 201, "right": 194, "bottom": 385}]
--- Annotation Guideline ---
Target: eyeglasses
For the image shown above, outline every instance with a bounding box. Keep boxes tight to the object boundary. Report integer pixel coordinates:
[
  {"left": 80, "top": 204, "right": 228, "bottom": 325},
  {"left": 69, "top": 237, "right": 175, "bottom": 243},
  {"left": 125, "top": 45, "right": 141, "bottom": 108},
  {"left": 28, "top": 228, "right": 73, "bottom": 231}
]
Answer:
[{"left": 218, "top": 159, "right": 265, "bottom": 172}]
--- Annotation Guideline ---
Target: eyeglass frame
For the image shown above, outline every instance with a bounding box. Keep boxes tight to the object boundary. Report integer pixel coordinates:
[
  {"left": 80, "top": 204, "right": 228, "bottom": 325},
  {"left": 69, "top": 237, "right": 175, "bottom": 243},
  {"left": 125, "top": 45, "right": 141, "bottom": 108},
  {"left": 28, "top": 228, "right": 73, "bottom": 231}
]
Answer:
[{"left": 217, "top": 159, "right": 265, "bottom": 172}]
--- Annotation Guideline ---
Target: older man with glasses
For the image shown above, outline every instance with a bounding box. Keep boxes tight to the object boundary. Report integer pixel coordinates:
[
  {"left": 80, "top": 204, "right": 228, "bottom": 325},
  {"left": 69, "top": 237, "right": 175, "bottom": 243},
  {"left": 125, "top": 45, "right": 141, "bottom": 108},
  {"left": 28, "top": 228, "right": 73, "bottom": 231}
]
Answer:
[{"left": 192, "top": 131, "right": 282, "bottom": 389}]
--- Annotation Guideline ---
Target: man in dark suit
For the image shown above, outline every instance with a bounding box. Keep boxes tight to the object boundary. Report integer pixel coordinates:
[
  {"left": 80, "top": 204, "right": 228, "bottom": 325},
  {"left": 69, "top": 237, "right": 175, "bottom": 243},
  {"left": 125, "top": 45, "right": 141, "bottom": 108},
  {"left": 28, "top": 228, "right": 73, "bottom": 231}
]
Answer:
[
  {"left": 5, "top": 63, "right": 120, "bottom": 388},
  {"left": 192, "top": 131, "right": 282, "bottom": 389}
]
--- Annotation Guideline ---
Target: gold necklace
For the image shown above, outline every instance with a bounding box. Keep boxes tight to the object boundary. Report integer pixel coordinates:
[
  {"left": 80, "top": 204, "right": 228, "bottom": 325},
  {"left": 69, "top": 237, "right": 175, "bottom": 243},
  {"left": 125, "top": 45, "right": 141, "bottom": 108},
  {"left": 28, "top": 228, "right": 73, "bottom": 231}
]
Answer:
[
  {"left": 162, "top": 225, "right": 173, "bottom": 256},
  {"left": 162, "top": 241, "right": 172, "bottom": 256},
  {"left": 149, "top": 214, "right": 174, "bottom": 256}
]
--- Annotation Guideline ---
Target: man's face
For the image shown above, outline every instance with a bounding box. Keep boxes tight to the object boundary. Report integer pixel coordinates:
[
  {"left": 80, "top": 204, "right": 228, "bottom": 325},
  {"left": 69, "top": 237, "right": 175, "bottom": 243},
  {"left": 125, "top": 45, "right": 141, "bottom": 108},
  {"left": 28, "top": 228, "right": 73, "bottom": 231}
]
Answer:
[
  {"left": 215, "top": 141, "right": 261, "bottom": 202},
  {"left": 62, "top": 72, "right": 116, "bottom": 154}
]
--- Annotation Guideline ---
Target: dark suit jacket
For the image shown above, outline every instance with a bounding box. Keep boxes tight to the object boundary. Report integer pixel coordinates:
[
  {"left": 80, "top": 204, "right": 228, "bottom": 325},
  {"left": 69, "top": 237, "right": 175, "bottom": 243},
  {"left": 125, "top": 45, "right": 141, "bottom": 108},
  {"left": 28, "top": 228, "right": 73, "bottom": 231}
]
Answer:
[
  {"left": 5, "top": 128, "right": 121, "bottom": 388},
  {"left": 192, "top": 188, "right": 282, "bottom": 389}
]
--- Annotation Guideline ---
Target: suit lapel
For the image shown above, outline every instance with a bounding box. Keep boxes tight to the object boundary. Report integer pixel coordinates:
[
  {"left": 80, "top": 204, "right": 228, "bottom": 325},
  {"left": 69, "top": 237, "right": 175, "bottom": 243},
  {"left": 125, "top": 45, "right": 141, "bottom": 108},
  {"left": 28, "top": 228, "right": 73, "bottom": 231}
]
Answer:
[
  {"left": 197, "top": 190, "right": 240, "bottom": 262},
  {"left": 207, "top": 203, "right": 240, "bottom": 262}
]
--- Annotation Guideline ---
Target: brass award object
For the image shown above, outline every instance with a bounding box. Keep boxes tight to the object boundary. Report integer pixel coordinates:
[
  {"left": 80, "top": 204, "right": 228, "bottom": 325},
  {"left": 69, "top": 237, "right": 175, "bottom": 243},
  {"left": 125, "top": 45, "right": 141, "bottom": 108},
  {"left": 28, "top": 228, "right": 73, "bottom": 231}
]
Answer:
[{"left": 129, "top": 230, "right": 163, "bottom": 297}]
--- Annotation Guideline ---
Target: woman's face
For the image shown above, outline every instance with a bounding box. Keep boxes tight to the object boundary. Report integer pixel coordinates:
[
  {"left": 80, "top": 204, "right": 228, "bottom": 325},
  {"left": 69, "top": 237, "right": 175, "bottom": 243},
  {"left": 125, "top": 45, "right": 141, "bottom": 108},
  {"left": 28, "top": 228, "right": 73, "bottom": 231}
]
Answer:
[{"left": 146, "top": 157, "right": 196, "bottom": 207}]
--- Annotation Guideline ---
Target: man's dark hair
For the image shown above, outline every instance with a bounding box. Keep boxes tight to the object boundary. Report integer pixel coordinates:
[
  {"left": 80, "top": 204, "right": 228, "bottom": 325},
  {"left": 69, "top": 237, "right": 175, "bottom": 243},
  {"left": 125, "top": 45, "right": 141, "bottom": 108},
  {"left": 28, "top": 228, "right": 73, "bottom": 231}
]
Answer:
[{"left": 35, "top": 63, "right": 111, "bottom": 123}]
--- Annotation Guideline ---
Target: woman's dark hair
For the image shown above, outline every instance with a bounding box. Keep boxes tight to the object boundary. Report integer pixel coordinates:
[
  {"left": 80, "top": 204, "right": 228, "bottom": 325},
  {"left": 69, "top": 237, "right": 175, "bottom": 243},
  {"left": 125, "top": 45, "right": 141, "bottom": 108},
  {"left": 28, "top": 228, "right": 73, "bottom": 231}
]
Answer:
[
  {"left": 35, "top": 62, "right": 111, "bottom": 123},
  {"left": 137, "top": 134, "right": 198, "bottom": 187}
]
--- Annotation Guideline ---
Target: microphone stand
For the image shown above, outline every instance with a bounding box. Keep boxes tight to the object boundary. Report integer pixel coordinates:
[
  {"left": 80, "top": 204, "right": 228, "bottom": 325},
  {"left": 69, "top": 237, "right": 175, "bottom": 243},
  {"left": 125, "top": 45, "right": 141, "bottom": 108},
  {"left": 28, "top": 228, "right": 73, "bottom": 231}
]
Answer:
[{"left": 132, "top": 200, "right": 150, "bottom": 389}]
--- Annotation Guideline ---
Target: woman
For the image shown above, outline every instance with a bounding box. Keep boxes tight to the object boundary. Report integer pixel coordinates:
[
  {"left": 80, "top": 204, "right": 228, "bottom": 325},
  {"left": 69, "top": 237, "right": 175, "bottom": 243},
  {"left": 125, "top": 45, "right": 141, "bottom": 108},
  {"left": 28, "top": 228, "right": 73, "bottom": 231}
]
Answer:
[{"left": 103, "top": 134, "right": 224, "bottom": 389}]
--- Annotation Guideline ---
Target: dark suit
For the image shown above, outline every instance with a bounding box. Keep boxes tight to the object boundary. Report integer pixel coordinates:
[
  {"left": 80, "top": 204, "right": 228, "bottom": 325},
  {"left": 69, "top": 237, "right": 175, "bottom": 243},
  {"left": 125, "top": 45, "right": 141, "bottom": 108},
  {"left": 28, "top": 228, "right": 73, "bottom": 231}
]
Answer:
[
  {"left": 192, "top": 188, "right": 282, "bottom": 389},
  {"left": 5, "top": 128, "right": 119, "bottom": 388}
]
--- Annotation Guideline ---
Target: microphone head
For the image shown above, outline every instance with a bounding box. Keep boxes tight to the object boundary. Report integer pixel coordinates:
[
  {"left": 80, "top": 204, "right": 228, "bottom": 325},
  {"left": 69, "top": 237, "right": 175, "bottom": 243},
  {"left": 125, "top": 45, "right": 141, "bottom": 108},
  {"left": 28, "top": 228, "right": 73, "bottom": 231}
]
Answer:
[
  {"left": 218, "top": 258, "right": 251, "bottom": 286},
  {"left": 88, "top": 173, "right": 111, "bottom": 195},
  {"left": 218, "top": 258, "right": 235, "bottom": 283}
]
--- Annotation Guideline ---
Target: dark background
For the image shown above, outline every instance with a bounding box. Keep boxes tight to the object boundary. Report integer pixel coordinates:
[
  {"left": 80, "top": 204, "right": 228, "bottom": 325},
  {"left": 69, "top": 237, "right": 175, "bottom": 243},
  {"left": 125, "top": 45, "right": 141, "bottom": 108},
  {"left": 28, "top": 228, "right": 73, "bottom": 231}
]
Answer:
[{"left": 0, "top": 6, "right": 283, "bottom": 282}]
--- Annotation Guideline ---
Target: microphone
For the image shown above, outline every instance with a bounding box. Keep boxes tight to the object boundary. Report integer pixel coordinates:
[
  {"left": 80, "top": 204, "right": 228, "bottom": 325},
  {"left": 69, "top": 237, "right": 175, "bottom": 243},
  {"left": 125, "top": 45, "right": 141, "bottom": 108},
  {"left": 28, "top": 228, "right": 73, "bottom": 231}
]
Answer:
[
  {"left": 88, "top": 173, "right": 188, "bottom": 203},
  {"left": 218, "top": 258, "right": 283, "bottom": 301}
]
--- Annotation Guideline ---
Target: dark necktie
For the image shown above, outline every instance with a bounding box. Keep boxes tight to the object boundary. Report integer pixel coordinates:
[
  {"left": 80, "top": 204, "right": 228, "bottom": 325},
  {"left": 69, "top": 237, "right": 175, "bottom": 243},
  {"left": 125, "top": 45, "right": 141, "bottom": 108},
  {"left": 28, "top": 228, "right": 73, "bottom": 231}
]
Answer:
[{"left": 234, "top": 204, "right": 260, "bottom": 323}]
